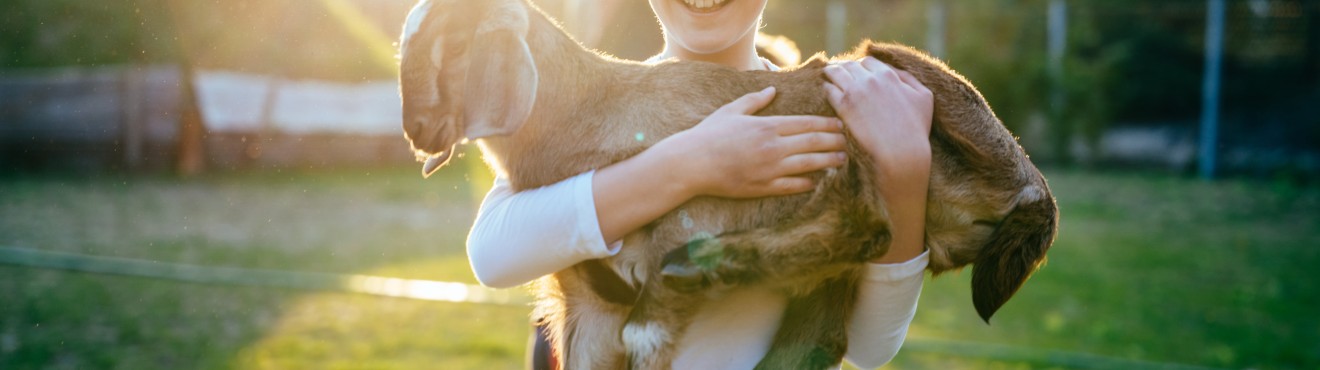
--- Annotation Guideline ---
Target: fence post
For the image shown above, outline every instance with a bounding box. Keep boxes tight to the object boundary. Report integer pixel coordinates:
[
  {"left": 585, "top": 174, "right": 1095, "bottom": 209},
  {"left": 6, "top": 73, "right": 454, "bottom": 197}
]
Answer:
[
  {"left": 926, "top": 0, "right": 947, "bottom": 59},
  {"left": 1048, "top": 0, "right": 1066, "bottom": 107},
  {"left": 166, "top": 0, "right": 207, "bottom": 176},
  {"left": 827, "top": 0, "right": 847, "bottom": 55},
  {"left": 1199, "top": 0, "right": 1226, "bottom": 180},
  {"left": 121, "top": 66, "right": 145, "bottom": 171},
  {"left": 1047, "top": 0, "right": 1068, "bottom": 161}
]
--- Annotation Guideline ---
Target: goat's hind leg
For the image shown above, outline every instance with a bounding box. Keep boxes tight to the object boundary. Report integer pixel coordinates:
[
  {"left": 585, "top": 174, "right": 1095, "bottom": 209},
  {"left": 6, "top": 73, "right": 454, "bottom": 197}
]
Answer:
[{"left": 660, "top": 210, "right": 887, "bottom": 293}]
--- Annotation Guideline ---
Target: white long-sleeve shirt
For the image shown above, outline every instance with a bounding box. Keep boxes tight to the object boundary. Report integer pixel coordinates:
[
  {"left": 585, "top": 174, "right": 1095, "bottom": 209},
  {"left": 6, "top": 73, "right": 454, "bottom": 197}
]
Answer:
[{"left": 467, "top": 171, "right": 926, "bottom": 369}]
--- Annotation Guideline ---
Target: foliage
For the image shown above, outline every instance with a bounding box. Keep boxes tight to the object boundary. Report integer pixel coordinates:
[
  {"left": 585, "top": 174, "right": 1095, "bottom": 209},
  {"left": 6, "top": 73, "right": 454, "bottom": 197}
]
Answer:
[
  {"left": 2, "top": 0, "right": 1317, "bottom": 163},
  {"left": 0, "top": 0, "right": 404, "bottom": 80},
  {"left": 0, "top": 0, "right": 177, "bottom": 67},
  {"left": 757, "top": 0, "right": 1319, "bottom": 164}
]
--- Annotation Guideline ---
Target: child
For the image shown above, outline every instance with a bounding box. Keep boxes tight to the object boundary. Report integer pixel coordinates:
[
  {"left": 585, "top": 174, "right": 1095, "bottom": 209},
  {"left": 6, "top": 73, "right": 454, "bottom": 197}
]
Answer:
[{"left": 468, "top": 0, "right": 934, "bottom": 368}]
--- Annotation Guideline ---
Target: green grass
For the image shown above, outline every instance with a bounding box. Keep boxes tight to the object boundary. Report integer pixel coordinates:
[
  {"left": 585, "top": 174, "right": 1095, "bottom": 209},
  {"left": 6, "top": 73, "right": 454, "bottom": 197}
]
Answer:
[
  {"left": 1, "top": 162, "right": 1317, "bottom": 369},
  {"left": 891, "top": 170, "right": 1320, "bottom": 370}
]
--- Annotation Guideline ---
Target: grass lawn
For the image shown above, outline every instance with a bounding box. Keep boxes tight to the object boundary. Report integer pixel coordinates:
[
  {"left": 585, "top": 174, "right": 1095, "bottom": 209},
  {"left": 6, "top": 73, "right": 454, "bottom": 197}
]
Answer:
[{"left": 1, "top": 159, "right": 1316, "bottom": 369}]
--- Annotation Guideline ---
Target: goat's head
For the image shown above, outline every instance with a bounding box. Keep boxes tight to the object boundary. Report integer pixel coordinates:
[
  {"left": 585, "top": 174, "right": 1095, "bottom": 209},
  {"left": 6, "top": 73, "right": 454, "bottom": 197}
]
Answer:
[{"left": 399, "top": 0, "right": 539, "bottom": 177}]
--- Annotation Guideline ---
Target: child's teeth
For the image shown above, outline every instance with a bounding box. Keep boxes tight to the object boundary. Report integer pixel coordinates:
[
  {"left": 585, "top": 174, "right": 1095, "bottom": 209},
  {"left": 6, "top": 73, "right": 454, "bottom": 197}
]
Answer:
[{"left": 683, "top": 0, "right": 726, "bottom": 9}]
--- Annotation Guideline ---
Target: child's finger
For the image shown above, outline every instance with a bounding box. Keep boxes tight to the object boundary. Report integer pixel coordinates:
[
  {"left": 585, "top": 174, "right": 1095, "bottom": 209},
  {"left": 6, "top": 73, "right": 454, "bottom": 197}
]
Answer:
[
  {"left": 718, "top": 86, "right": 778, "bottom": 115},
  {"left": 823, "top": 65, "right": 854, "bottom": 88}
]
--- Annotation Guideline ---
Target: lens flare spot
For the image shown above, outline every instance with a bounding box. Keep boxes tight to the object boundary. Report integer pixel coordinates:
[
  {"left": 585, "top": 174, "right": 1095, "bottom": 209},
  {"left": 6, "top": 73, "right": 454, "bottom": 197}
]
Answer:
[
  {"left": 634, "top": 132, "right": 645, "bottom": 142},
  {"left": 679, "top": 210, "right": 694, "bottom": 229}
]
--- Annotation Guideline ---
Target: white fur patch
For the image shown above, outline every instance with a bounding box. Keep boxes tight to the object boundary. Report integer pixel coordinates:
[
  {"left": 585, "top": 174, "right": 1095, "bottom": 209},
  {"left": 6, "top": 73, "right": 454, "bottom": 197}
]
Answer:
[
  {"left": 400, "top": 0, "right": 434, "bottom": 49},
  {"left": 622, "top": 322, "right": 669, "bottom": 357},
  {"left": 1016, "top": 185, "right": 1045, "bottom": 203}
]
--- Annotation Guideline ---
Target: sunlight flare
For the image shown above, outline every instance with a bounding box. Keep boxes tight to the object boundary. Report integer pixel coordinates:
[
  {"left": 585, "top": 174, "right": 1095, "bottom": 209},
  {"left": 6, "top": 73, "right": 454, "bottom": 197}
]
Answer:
[
  {"left": 319, "top": 0, "right": 400, "bottom": 72},
  {"left": 345, "top": 275, "right": 529, "bottom": 305}
]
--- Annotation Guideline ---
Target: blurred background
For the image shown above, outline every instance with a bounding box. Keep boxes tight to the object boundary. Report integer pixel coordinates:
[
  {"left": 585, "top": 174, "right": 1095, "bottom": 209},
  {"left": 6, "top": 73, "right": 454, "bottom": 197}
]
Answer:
[{"left": 0, "top": 0, "right": 1317, "bottom": 369}]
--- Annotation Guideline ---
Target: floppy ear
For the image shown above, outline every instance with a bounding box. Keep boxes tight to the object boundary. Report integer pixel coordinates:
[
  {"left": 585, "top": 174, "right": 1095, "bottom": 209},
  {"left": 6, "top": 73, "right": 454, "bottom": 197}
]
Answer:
[
  {"left": 971, "top": 186, "right": 1057, "bottom": 323},
  {"left": 416, "top": 32, "right": 460, "bottom": 179},
  {"left": 461, "top": 29, "right": 538, "bottom": 140}
]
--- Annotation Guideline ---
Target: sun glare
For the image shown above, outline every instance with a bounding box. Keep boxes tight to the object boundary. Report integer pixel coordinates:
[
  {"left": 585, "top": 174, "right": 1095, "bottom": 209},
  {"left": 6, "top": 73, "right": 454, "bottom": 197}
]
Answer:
[
  {"left": 345, "top": 275, "right": 529, "bottom": 305},
  {"left": 321, "top": 0, "right": 401, "bottom": 71}
]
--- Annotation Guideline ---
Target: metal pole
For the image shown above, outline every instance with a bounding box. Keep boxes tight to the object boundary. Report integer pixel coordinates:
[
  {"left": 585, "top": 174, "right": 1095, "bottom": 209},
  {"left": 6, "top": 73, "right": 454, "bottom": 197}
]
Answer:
[
  {"left": 121, "top": 67, "right": 145, "bottom": 170},
  {"left": 1048, "top": 0, "right": 1066, "bottom": 102},
  {"left": 927, "top": 0, "right": 947, "bottom": 59},
  {"left": 1199, "top": 0, "right": 1226, "bottom": 179},
  {"left": 827, "top": 0, "right": 847, "bottom": 55},
  {"left": 1047, "top": 0, "right": 1069, "bottom": 162}
]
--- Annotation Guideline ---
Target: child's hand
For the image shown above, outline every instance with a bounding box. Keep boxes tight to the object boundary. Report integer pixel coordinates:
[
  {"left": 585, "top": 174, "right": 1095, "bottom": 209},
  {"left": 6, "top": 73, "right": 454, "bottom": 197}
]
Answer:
[
  {"left": 824, "top": 57, "right": 934, "bottom": 263},
  {"left": 658, "top": 86, "right": 847, "bottom": 199},
  {"left": 824, "top": 57, "right": 933, "bottom": 173}
]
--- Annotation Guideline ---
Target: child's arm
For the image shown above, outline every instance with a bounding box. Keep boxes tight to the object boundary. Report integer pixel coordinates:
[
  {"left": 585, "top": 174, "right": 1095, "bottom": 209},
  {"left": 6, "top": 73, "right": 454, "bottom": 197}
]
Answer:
[
  {"left": 825, "top": 56, "right": 935, "bottom": 368},
  {"left": 468, "top": 88, "right": 849, "bottom": 287}
]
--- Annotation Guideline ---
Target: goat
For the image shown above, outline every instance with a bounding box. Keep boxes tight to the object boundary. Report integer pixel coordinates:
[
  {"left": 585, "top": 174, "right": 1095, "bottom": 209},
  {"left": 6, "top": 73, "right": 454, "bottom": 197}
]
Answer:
[{"left": 398, "top": 0, "right": 1058, "bottom": 369}]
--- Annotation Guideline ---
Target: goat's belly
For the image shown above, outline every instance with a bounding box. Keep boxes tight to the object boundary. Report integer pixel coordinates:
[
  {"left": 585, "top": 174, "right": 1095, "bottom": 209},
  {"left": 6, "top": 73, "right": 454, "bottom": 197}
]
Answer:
[
  {"left": 669, "top": 194, "right": 814, "bottom": 238},
  {"left": 609, "top": 193, "right": 817, "bottom": 283}
]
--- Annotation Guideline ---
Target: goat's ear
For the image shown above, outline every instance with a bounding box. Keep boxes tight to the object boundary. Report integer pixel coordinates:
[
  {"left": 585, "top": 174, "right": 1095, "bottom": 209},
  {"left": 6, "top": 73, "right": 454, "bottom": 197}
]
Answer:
[
  {"left": 971, "top": 186, "right": 1057, "bottom": 323},
  {"left": 461, "top": 30, "right": 538, "bottom": 140}
]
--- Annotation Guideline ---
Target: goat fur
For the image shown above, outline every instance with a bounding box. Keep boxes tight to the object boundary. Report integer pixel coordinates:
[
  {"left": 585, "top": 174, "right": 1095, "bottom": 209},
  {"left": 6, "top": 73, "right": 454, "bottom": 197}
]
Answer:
[{"left": 398, "top": 0, "right": 1058, "bottom": 369}]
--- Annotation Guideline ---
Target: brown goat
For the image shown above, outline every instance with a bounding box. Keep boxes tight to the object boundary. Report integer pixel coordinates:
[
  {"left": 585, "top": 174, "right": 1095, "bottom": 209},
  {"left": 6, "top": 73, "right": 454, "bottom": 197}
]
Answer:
[{"left": 398, "top": 0, "right": 1058, "bottom": 369}]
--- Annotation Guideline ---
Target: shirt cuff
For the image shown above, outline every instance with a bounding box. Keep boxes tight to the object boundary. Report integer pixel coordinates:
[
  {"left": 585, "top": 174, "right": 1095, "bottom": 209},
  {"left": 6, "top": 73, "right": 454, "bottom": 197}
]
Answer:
[
  {"left": 864, "top": 249, "right": 929, "bottom": 283},
  {"left": 575, "top": 170, "right": 622, "bottom": 256}
]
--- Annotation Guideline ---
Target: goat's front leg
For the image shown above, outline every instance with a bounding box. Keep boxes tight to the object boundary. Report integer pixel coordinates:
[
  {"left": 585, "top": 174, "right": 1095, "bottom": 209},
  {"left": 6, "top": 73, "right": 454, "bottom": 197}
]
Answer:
[
  {"left": 622, "top": 280, "right": 709, "bottom": 370},
  {"left": 660, "top": 210, "right": 888, "bottom": 293}
]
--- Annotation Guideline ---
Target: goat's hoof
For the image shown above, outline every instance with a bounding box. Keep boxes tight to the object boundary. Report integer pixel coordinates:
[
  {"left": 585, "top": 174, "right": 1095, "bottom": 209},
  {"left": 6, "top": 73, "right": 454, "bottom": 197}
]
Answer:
[
  {"left": 660, "top": 246, "right": 712, "bottom": 292},
  {"left": 661, "top": 261, "right": 711, "bottom": 292}
]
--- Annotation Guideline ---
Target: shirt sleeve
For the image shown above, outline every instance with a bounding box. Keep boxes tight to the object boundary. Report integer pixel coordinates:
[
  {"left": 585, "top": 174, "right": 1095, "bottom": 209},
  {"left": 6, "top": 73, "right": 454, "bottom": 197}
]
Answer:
[
  {"left": 842, "top": 250, "right": 928, "bottom": 369},
  {"left": 466, "top": 171, "right": 622, "bottom": 288}
]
